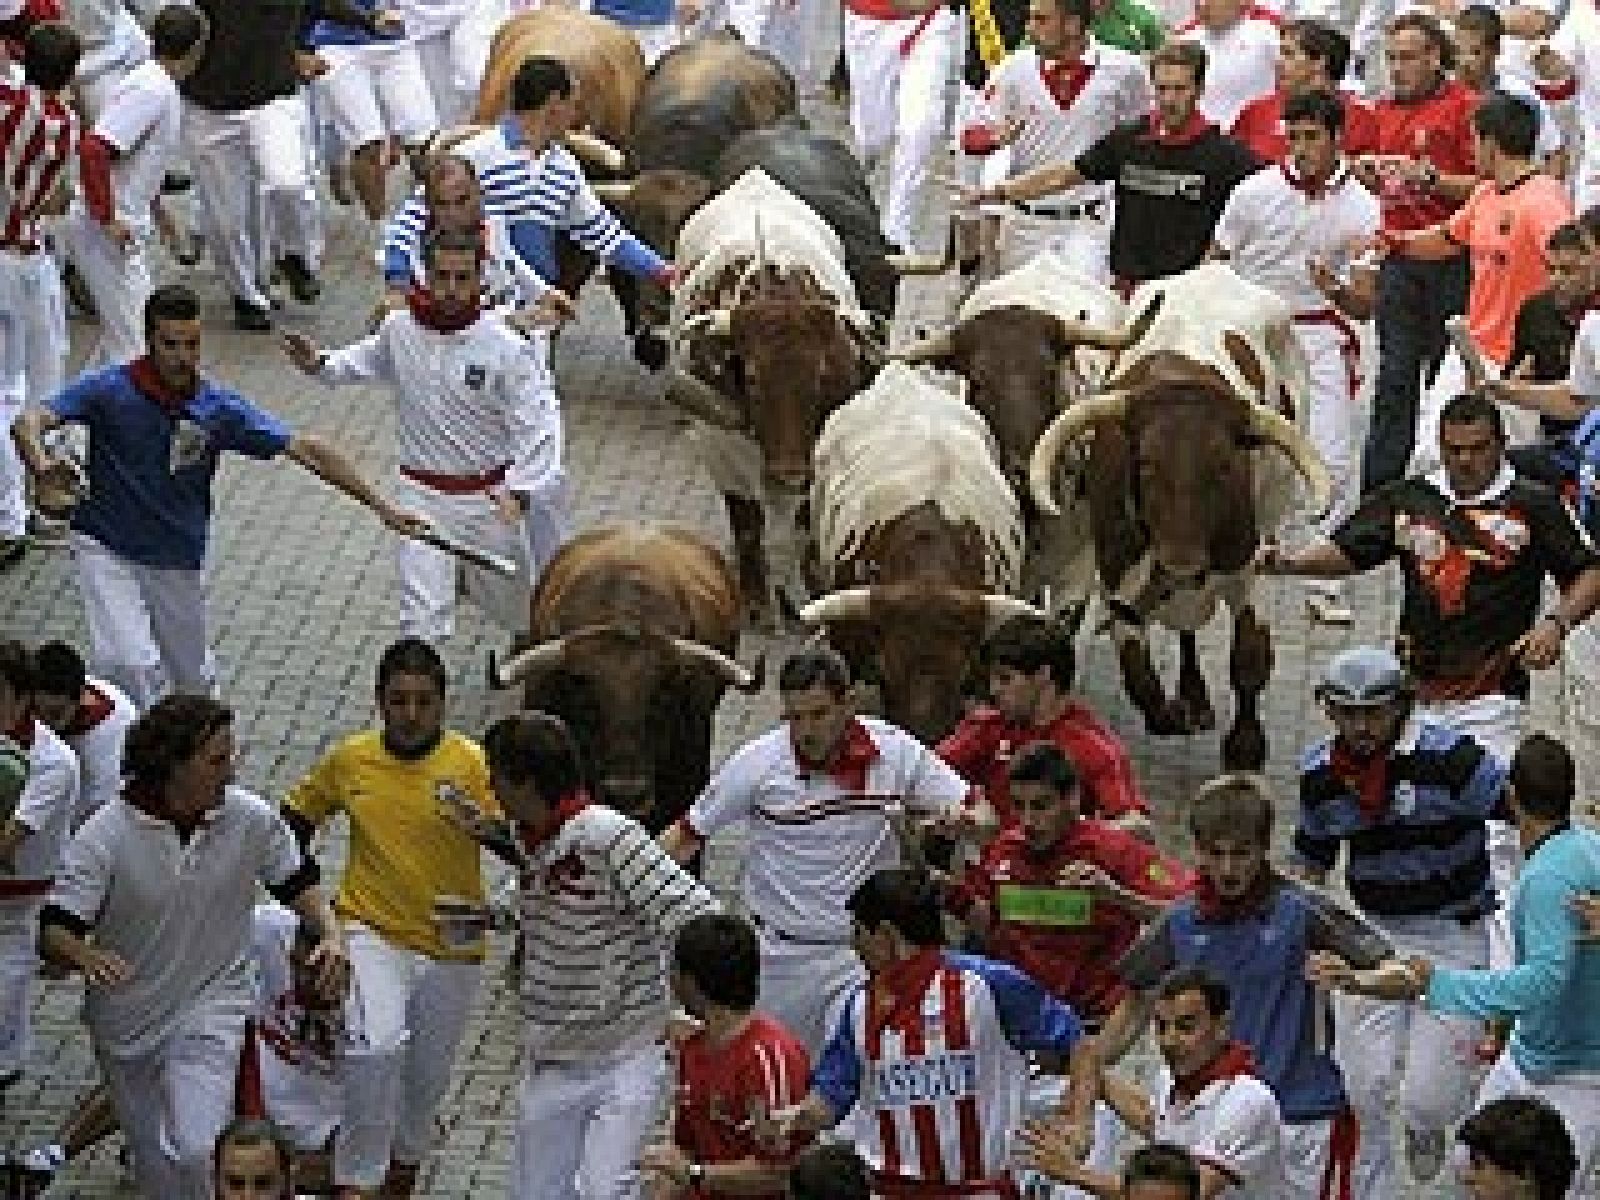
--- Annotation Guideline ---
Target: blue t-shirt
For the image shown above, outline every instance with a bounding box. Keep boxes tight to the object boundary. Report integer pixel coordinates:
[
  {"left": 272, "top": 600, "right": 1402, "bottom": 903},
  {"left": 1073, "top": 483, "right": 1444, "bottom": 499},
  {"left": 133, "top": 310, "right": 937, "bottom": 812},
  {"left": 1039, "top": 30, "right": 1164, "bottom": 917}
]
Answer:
[{"left": 49, "top": 365, "right": 292, "bottom": 571}]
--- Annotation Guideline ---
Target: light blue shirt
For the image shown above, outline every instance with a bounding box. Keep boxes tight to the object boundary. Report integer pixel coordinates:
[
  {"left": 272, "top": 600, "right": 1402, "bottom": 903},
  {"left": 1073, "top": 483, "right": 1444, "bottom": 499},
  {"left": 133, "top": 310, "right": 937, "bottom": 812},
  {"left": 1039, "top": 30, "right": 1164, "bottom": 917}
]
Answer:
[{"left": 1427, "top": 824, "right": 1600, "bottom": 1082}]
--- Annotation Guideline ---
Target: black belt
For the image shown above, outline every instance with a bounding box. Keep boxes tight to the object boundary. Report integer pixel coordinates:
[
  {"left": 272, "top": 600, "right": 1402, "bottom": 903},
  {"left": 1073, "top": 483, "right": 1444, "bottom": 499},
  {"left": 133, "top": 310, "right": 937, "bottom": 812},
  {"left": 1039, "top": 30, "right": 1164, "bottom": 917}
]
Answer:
[{"left": 1016, "top": 198, "right": 1105, "bottom": 221}]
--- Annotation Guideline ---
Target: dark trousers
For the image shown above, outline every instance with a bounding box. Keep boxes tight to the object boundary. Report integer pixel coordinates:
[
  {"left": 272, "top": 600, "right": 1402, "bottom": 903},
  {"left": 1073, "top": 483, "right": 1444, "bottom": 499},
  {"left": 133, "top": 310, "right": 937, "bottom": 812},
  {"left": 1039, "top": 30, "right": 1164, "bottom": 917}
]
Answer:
[{"left": 1362, "top": 254, "right": 1470, "bottom": 493}]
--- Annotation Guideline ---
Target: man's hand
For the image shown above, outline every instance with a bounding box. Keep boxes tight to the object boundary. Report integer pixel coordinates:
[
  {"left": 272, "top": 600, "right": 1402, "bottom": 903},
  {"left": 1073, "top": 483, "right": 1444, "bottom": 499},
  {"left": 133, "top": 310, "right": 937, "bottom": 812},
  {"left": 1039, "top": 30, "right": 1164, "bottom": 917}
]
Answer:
[
  {"left": 1571, "top": 892, "right": 1600, "bottom": 940},
  {"left": 281, "top": 331, "right": 326, "bottom": 375},
  {"left": 1057, "top": 860, "right": 1116, "bottom": 897},
  {"left": 1309, "top": 257, "right": 1341, "bottom": 300},
  {"left": 370, "top": 7, "right": 403, "bottom": 34},
  {"left": 305, "top": 929, "right": 350, "bottom": 1002},
  {"left": 77, "top": 943, "right": 133, "bottom": 989},
  {"left": 507, "top": 289, "right": 577, "bottom": 335},
  {"left": 30, "top": 456, "right": 88, "bottom": 516},
  {"left": 294, "top": 50, "right": 330, "bottom": 80},
  {"left": 674, "top": 0, "right": 703, "bottom": 26},
  {"left": 100, "top": 216, "right": 134, "bottom": 252},
  {"left": 638, "top": 1141, "right": 691, "bottom": 1191},
  {"left": 1253, "top": 537, "right": 1286, "bottom": 574},
  {"left": 380, "top": 504, "right": 433, "bottom": 539},
  {"left": 436, "top": 783, "right": 505, "bottom": 843},
  {"left": 1015, "top": 1117, "right": 1095, "bottom": 1184},
  {"left": 1511, "top": 615, "right": 1567, "bottom": 670},
  {"left": 488, "top": 488, "right": 525, "bottom": 525},
  {"left": 1304, "top": 950, "right": 1361, "bottom": 992},
  {"left": 966, "top": 896, "right": 996, "bottom": 936}
]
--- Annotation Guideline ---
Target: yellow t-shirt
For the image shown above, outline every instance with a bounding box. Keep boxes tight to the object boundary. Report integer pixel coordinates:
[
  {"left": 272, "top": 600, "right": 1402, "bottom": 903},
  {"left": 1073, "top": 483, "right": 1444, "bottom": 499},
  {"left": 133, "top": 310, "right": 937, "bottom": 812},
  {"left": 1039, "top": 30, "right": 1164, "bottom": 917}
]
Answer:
[{"left": 285, "top": 730, "right": 498, "bottom": 962}]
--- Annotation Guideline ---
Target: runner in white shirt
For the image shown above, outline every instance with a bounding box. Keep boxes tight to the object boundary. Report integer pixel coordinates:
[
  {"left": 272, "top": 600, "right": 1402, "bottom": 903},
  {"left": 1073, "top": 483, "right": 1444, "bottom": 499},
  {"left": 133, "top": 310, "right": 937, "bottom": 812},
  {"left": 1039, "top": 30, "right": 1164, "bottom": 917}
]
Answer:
[
  {"left": 660, "top": 647, "right": 985, "bottom": 1057},
  {"left": 55, "top": 6, "right": 207, "bottom": 368},
  {"left": 1211, "top": 88, "right": 1380, "bottom": 625},
  {"left": 61, "top": 0, "right": 151, "bottom": 120},
  {"left": 283, "top": 226, "right": 558, "bottom": 639},
  {"left": 30, "top": 640, "right": 136, "bottom": 828},
  {"left": 1535, "top": 2, "right": 1600, "bottom": 209},
  {"left": 1176, "top": 0, "right": 1280, "bottom": 129},
  {"left": 959, "top": 0, "right": 1153, "bottom": 279}
]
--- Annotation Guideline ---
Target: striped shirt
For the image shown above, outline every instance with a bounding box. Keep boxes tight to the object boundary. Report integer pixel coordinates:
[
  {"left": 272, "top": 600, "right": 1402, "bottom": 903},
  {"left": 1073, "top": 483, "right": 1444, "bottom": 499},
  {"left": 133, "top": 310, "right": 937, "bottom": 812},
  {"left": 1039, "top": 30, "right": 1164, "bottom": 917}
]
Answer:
[
  {"left": 0, "top": 76, "right": 76, "bottom": 246},
  {"left": 380, "top": 119, "right": 666, "bottom": 288},
  {"left": 518, "top": 798, "right": 718, "bottom": 1063}
]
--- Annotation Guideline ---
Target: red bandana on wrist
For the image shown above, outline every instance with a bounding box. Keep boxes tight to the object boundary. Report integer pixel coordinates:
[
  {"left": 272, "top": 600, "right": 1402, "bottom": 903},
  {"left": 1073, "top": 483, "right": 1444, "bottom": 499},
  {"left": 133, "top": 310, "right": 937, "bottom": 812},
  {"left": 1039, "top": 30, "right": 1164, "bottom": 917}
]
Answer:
[
  {"left": 1329, "top": 738, "right": 1392, "bottom": 821},
  {"left": 128, "top": 355, "right": 196, "bottom": 417},
  {"left": 795, "top": 718, "right": 880, "bottom": 793},
  {"left": 867, "top": 946, "right": 945, "bottom": 1039},
  {"left": 1172, "top": 1039, "right": 1258, "bottom": 1105},
  {"left": 1143, "top": 110, "right": 1212, "bottom": 146},
  {"left": 406, "top": 286, "right": 481, "bottom": 334}
]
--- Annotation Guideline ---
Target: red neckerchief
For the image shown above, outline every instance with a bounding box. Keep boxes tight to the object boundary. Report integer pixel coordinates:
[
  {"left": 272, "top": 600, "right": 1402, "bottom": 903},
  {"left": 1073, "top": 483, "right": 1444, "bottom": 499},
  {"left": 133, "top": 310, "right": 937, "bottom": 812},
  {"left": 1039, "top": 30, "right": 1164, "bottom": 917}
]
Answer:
[
  {"left": 1193, "top": 868, "right": 1275, "bottom": 922},
  {"left": 1280, "top": 160, "right": 1345, "bottom": 200},
  {"left": 62, "top": 684, "right": 114, "bottom": 738},
  {"left": 1040, "top": 55, "right": 1095, "bottom": 110},
  {"left": 406, "top": 286, "right": 481, "bottom": 334},
  {"left": 516, "top": 788, "right": 592, "bottom": 854},
  {"left": 5, "top": 715, "right": 33, "bottom": 750},
  {"left": 1142, "top": 110, "right": 1212, "bottom": 146},
  {"left": 867, "top": 946, "right": 945, "bottom": 1040},
  {"left": 128, "top": 355, "right": 195, "bottom": 418},
  {"left": 1172, "top": 1039, "right": 1258, "bottom": 1105},
  {"left": 796, "top": 718, "right": 880, "bottom": 793},
  {"left": 1329, "top": 737, "right": 1392, "bottom": 822}
]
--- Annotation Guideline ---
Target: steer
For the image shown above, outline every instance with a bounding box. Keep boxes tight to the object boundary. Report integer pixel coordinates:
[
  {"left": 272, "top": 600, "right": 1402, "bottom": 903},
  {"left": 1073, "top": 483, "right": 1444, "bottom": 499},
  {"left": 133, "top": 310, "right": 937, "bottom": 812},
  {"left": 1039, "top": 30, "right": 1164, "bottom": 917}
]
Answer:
[
  {"left": 800, "top": 364, "right": 1044, "bottom": 743},
  {"left": 668, "top": 168, "right": 885, "bottom": 629},
  {"left": 1028, "top": 265, "right": 1330, "bottom": 770},
  {"left": 488, "top": 523, "right": 760, "bottom": 831}
]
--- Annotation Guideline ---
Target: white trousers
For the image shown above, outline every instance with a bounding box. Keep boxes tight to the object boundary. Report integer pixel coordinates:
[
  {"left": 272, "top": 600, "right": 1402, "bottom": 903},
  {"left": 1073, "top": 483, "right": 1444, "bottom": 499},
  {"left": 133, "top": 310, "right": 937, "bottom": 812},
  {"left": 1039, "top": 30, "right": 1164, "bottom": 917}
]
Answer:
[
  {"left": 315, "top": 40, "right": 440, "bottom": 150},
  {"left": 98, "top": 1002, "right": 248, "bottom": 1200},
  {"left": 1562, "top": 621, "right": 1600, "bottom": 808},
  {"left": 845, "top": 5, "right": 958, "bottom": 252},
  {"left": 513, "top": 1041, "right": 668, "bottom": 1200},
  {"left": 70, "top": 531, "right": 214, "bottom": 711},
  {"left": 733, "top": 0, "right": 841, "bottom": 94},
  {"left": 0, "top": 900, "right": 42, "bottom": 1076},
  {"left": 996, "top": 206, "right": 1113, "bottom": 283},
  {"left": 54, "top": 211, "right": 153, "bottom": 369},
  {"left": 1296, "top": 316, "right": 1363, "bottom": 536},
  {"left": 393, "top": 475, "right": 533, "bottom": 641},
  {"left": 184, "top": 94, "right": 322, "bottom": 308},
  {"left": 0, "top": 246, "right": 66, "bottom": 536},
  {"left": 412, "top": 21, "right": 486, "bottom": 130},
  {"left": 1335, "top": 914, "right": 1489, "bottom": 1199},
  {"left": 1575, "top": 148, "right": 1600, "bottom": 214},
  {"left": 1472, "top": 1051, "right": 1600, "bottom": 1199},
  {"left": 336, "top": 925, "right": 482, "bottom": 1188},
  {"left": 756, "top": 933, "right": 865, "bottom": 1060},
  {"left": 1282, "top": 1118, "right": 1336, "bottom": 1199}
]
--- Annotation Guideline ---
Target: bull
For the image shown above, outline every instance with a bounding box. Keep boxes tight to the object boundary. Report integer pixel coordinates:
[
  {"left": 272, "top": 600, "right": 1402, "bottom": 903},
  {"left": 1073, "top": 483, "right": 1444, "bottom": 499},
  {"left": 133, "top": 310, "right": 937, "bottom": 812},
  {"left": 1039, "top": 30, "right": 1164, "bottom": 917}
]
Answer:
[
  {"left": 800, "top": 364, "right": 1045, "bottom": 742},
  {"left": 488, "top": 523, "right": 761, "bottom": 831},
  {"left": 1027, "top": 264, "right": 1331, "bottom": 770}
]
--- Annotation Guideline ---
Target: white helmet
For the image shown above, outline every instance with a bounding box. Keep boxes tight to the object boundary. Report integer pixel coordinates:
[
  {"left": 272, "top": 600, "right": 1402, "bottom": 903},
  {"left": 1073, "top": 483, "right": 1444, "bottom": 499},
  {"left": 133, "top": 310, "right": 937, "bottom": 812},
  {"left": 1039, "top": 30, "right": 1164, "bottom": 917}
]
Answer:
[{"left": 1315, "top": 645, "right": 1414, "bottom": 709}]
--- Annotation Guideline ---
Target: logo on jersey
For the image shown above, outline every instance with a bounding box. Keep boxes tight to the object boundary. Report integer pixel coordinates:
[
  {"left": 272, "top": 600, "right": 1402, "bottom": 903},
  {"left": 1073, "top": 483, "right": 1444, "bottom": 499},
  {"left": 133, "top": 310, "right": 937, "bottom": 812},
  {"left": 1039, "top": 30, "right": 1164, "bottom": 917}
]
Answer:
[
  {"left": 870, "top": 1051, "right": 979, "bottom": 1107},
  {"left": 464, "top": 364, "right": 487, "bottom": 389}
]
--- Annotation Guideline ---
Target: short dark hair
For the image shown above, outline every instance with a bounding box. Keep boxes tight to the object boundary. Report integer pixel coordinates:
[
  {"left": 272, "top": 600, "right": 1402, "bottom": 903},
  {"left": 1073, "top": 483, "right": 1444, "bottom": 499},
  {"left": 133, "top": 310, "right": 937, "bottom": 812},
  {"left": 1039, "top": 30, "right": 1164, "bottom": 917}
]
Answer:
[
  {"left": 778, "top": 647, "right": 852, "bottom": 696},
  {"left": 1508, "top": 733, "right": 1573, "bottom": 822},
  {"left": 1156, "top": 965, "right": 1231, "bottom": 1016},
  {"left": 789, "top": 1143, "right": 872, "bottom": 1200},
  {"left": 1188, "top": 773, "right": 1273, "bottom": 847},
  {"left": 149, "top": 5, "right": 209, "bottom": 58},
  {"left": 482, "top": 711, "right": 586, "bottom": 798},
  {"left": 1456, "top": 3, "right": 1503, "bottom": 45},
  {"left": 0, "top": 641, "right": 34, "bottom": 700},
  {"left": 1473, "top": 89, "right": 1538, "bottom": 159},
  {"left": 144, "top": 283, "right": 201, "bottom": 333},
  {"left": 983, "top": 616, "right": 1075, "bottom": 690},
  {"left": 22, "top": 22, "right": 81, "bottom": 91},
  {"left": 1457, "top": 1095, "right": 1578, "bottom": 1200},
  {"left": 1007, "top": 740, "right": 1080, "bottom": 794},
  {"left": 422, "top": 154, "right": 479, "bottom": 198},
  {"left": 213, "top": 1117, "right": 294, "bottom": 1199},
  {"left": 1440, "top": 390, "right": 1507, "bottom": 440},
  {"left": 1124, "top": 1144, "right": 1203, "bottom": 1197},
  {"left": 123, "top": 695, "right": 234, "bottom": 791},
  {"left": 1283, "top": 88, "right": 1345, "bottom": 136},
  {"left": 1283, "top": 19, "right": 1350, "bottom": 83},
  {"left": 673, "top": 914, "right": 760, "bottom": 1010},
  {"left": 30, "top": 640, "right": 85, "bottom": 699},
  {"left": 509, "top": 55, "right": 573, "bottom": 113},
  {"left": 375, "top": 637, "right": 447, "bottom": 697},
  {"left": 1387, "top": 11, "right": 1454, "bottom": 69},
  {"left": 421, "top": 226, "right": 484, "bottom": 269},
  {"left": 1041, "top": 0, "right": 1095, "bottom": 26},
  {"left": 1151, "top": 39, "right": 1207, "bottom": 87},
  {"left": 847, "top": 868, "right": 945, "bottom": 947},
  {"left": 1547, "top": 222, "right": 1589, "bottom": 255},
  {"left": 1579, "top": 204, "right": 1600, "bottom": 247}
]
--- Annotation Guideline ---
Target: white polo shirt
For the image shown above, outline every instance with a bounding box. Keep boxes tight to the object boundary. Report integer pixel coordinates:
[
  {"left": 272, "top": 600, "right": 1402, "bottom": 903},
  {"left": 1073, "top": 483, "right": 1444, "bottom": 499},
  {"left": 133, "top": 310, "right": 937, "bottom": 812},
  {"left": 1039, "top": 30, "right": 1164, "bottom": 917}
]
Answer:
[
  {"left": 87, "top": 59, "right": 180, "bottom": 237},
  {"left": 1150, "top": 1065, "right": 1290, "bottom": 1198},
  {"left": 1212, "top": 162, "right": 1381, "bottom": 314},
  {"left": 1177, "top": 16, "right": 1281, "bottom": 129},
  {"left": 1573, "top": 311, "right": 1600, "bottom": 400},
  {"left": 59, "top": 678, "right": 136, "bottom": 829},
  {"left": 2, "top": 720, "right": 79, "bottom": 900},
  {"left": 686, "top": 717, "right": 970, "bottom": 943},
  {"left": 50, "top": 787, "right": 308, "bottom": 1057},
  {"left": 253, "top": 903, "right": 342, "bottom": 1152}
]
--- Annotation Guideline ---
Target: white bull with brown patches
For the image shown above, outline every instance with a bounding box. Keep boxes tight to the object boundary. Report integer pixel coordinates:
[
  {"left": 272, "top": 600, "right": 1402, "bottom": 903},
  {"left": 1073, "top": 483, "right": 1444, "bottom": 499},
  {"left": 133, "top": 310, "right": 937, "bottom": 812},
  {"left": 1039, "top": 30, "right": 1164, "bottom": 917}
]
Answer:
[{"left": 1028, "top": 263, "right": 1330, "bottom": 770}]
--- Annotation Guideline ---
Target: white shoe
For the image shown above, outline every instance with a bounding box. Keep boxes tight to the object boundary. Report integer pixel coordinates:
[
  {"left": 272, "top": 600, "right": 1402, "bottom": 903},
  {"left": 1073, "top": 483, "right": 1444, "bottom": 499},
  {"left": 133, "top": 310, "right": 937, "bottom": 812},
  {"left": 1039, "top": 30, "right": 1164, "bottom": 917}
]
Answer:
[{"left": 1306, "top": 591, "right": 1355, "bottom": 625}]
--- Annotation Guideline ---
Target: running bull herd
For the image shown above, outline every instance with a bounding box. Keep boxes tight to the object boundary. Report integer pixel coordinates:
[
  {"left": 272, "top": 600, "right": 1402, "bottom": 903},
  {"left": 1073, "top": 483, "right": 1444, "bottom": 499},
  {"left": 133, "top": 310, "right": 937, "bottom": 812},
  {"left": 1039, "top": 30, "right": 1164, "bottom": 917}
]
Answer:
[{"left": 476, "top": 19, "right": 1332, "bottom": 832}]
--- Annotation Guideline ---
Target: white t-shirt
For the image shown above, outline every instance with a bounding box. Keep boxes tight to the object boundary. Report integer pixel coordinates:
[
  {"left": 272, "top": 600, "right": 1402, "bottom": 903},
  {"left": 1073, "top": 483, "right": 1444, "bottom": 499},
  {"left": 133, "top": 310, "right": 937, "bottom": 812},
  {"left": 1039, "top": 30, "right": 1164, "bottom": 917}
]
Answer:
[
  {"left": 50, "top": 787, "right": 307, "bottom": 1057},
  {"left": 1150, "top": 1066, "right": 1290, "bottom": 1198},
  {"left": 6, "top": 720, "right": 79, "bottom": 885},
  {"left": 252, "top": 903, "right": 342, "bottom": 1152},
  {"left": 61, "top": 678, "right": 136, "bottom": 830},
  {"left": 1212, "top": 162, "right": 1381, "bottom": 313},
  {"left": 1572, "top": 311, "right": 1600, "bottom": 399},
  {"left": 90, "top": 59, "right": 180, "bottom": 236},
  {"left": 687, "top": 717, "right": 969, "bottom": 943},
  {"left": 1177, "top": 16, "right": 1280, "bottom": 129}
]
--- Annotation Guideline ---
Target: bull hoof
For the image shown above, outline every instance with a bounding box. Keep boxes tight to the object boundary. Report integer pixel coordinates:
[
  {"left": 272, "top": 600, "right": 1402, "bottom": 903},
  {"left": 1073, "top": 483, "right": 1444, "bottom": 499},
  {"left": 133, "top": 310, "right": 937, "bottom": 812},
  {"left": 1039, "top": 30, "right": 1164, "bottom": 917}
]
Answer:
[
  {"left": 1221, "top": 719, "right": 1268, "bottom": 772},
  {"left": 633, "top": 331, "right": 669, "bottom": 372}
]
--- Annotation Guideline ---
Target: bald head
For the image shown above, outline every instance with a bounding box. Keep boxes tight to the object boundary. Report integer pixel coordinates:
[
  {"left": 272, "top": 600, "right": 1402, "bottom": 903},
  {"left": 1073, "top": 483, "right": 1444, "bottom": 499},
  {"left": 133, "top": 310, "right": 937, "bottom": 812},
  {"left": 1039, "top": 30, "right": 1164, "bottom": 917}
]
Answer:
[{"left": 422, "top": 156, "right": 482, "bottom": 232}]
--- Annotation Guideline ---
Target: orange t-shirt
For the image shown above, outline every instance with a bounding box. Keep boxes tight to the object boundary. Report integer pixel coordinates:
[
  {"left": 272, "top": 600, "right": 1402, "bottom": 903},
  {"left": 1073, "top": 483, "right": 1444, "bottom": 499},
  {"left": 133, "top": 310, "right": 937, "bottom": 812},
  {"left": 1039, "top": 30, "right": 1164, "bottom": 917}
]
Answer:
[{"left": 1445, "top": 173, "right": 1573, "bottom": 366}]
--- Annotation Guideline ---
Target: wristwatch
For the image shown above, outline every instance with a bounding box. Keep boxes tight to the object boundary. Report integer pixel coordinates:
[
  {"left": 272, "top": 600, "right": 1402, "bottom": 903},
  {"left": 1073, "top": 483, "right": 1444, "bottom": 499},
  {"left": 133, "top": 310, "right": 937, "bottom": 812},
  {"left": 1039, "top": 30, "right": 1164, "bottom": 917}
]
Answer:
[{"left": 688, "top": 1162, "right": 707, "bottom": 1187}]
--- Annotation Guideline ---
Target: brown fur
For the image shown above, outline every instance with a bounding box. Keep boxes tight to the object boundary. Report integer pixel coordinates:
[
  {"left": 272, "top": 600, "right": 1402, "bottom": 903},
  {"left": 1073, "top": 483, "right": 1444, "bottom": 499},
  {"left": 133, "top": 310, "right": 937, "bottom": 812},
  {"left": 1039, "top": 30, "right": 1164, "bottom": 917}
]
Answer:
[{"left": 472, "top": 9, "right": 644, "bottom": 146}]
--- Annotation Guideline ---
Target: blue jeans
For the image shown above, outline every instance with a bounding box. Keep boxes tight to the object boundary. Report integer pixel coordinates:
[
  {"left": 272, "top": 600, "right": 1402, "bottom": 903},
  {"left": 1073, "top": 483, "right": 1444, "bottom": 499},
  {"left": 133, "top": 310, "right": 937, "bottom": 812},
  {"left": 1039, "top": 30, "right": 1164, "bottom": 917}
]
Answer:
[{"left": 1362, "top": 254, "right": 1469, "bottom": 494}]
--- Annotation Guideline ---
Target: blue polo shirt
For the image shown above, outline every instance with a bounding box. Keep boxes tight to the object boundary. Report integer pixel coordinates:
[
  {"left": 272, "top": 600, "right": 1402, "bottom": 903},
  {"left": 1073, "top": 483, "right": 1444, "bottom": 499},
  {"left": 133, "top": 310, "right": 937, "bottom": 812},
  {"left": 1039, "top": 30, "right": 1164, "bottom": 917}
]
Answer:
[{"left": 48, "top": 365, "right": 292, "bottom": 571}]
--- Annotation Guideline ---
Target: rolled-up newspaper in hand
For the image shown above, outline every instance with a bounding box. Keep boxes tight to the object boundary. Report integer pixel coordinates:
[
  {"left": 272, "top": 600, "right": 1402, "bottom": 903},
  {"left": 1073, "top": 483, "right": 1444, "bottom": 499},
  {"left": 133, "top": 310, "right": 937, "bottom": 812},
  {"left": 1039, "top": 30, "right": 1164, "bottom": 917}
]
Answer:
[
  {"left": 1445, "top": 316, "right": 1490, "bottom": 389},
  {"left": 412, "top": 525, "right": 521, "bottom": 578}
]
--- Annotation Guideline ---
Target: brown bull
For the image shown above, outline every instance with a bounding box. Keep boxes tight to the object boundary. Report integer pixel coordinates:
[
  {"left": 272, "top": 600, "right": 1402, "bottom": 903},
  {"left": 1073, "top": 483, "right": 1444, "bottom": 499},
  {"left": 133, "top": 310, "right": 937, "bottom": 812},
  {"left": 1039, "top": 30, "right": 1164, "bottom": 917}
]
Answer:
[
  {"left": 489, "top": 523, "right": 760, "bottom": 830},
  {"left": 1030, "top": 354, "right": 1329, "bottom": 769}
]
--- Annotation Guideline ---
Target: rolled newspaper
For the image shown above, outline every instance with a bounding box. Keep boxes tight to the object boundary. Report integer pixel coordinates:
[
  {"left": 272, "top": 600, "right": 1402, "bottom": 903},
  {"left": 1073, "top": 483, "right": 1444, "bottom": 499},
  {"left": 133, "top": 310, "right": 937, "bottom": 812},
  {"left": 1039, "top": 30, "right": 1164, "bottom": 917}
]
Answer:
[
  {"left": 412, "top": 525, "right": 521, "bottom": 578},
  {"left": 1444, "top": 315, "right": 1490, "bottom": 389}
]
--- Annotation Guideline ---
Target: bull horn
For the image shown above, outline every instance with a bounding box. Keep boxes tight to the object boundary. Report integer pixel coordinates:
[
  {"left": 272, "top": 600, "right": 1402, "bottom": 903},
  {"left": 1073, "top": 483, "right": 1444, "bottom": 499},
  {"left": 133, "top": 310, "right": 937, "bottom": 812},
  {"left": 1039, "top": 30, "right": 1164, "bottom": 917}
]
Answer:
[
  {"left": 669, "top": 637, "right": 764, "bottom": 692},
  {"left": 798, "top": 587, "right": 874, "bottom": 626},
  {"left": 561, "top": 130, "right": 627, "bottom": 174},
  {"left": 681, "top": 310, "right": 732, "bottom": 338},
  {"left": 421, "top": 124, "right": 484, "bottom": 160},
  {"left": 488, "top": 637, "right": 567, "bottom": 689},
  {"left": 1055, "top": 316, "right": 1138, "bottom": 352},
  {"left": 1249, "top": 405, "right": 1334, "bottom": 519},
  {"left": 589, "top": 180, "right": 638, "bottom": 204},
  {"left": 894, "top": 328, "right": 954, "bottom": 363},
  {"left": 982, "top": 594, "right": 1050, "bottom": 630},
  {"left": 665, "top": 369, "right": 744, "bottom": 429},
  {"left": 886, "top": 251, "right": 950, "bottom": 276},
  {"left": 1028, "top": 390, "right": 1130, "bottom": 517}
]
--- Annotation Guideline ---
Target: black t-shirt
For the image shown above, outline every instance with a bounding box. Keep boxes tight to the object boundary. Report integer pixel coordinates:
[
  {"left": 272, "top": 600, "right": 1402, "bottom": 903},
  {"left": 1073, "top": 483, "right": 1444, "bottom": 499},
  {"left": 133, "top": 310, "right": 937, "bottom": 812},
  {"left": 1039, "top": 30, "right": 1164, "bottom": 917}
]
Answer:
[
  {"left": 1509, "top": 289, "right": 1584, "bottom": 438},
  {"left": 1075, "top": 118, "right": 1262, "bottom": 284},
  {"left": 1333, "top": 471, "right": 1599, "bottom": 692}
]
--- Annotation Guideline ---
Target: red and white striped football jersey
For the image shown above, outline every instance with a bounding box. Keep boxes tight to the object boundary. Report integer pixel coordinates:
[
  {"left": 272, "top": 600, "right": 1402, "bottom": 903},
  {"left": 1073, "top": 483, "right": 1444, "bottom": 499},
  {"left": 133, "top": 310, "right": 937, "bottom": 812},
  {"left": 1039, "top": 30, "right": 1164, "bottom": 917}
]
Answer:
[{"left": 0, "top": 76, "right": 76, "bottom": 246}]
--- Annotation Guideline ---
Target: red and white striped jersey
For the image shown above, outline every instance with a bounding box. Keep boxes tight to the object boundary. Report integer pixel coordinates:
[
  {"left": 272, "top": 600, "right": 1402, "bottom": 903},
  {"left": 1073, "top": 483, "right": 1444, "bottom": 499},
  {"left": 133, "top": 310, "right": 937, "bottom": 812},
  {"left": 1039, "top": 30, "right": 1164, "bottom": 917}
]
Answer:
[{"left": 0, "top": 76, "right": 76, "bottom": 246}]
